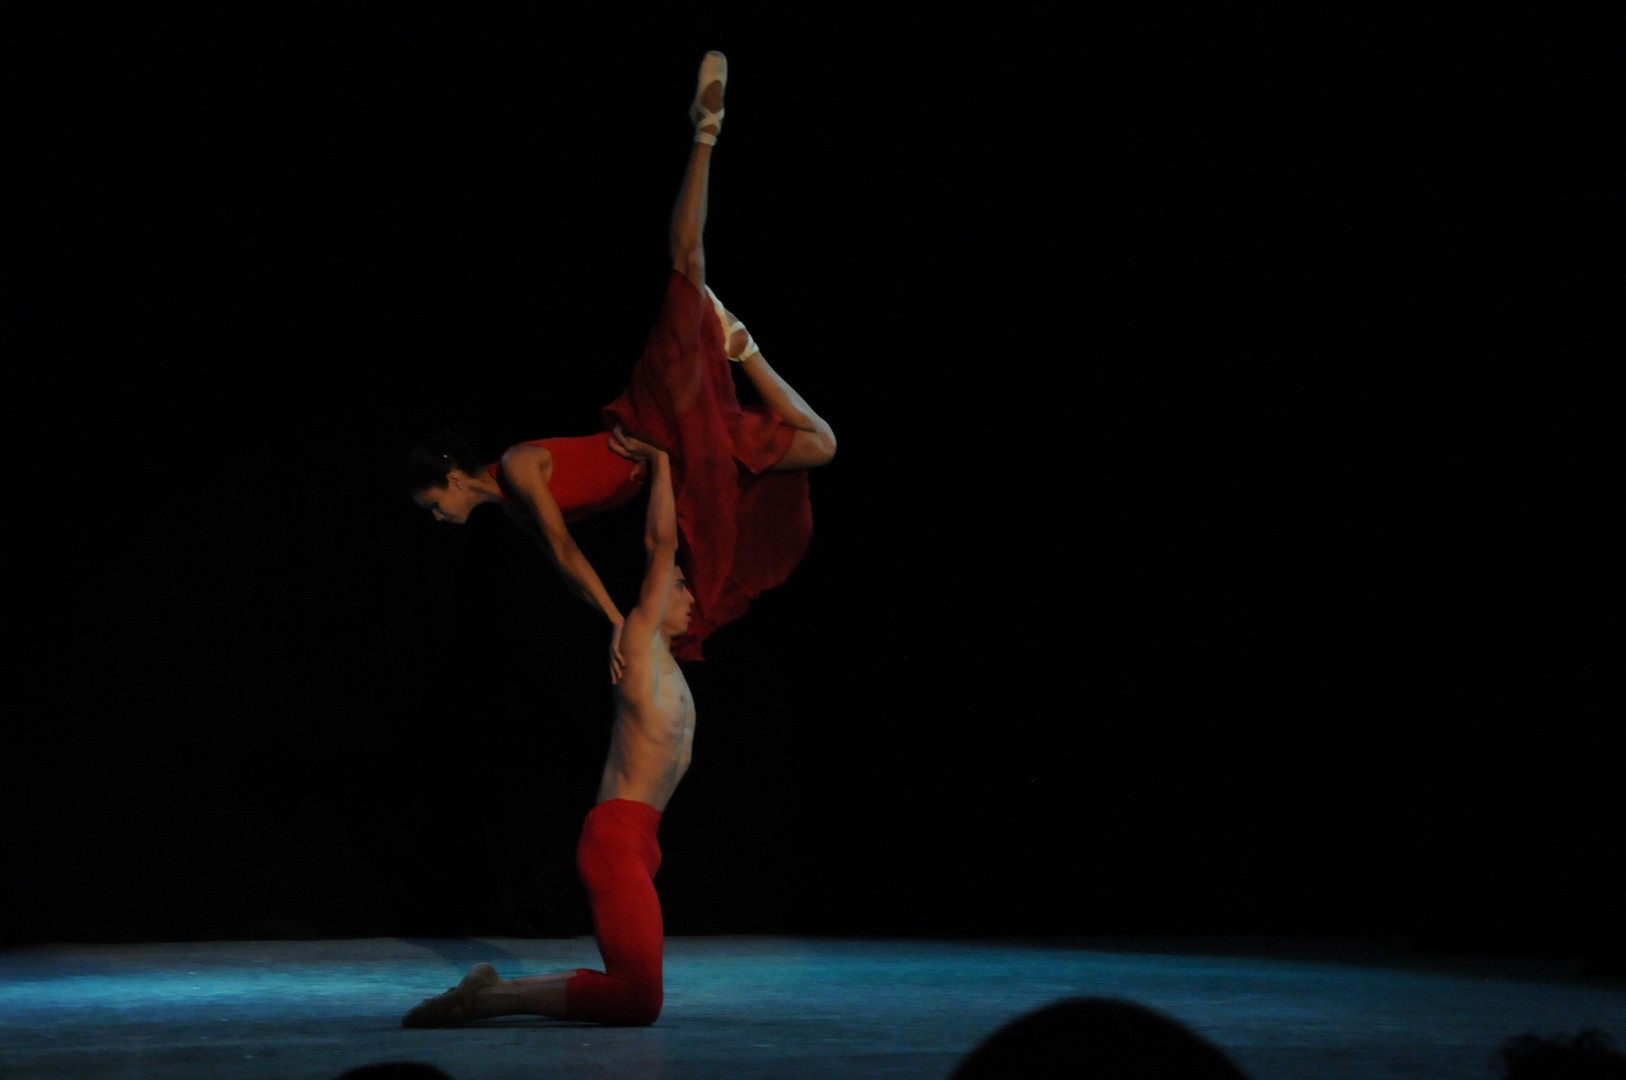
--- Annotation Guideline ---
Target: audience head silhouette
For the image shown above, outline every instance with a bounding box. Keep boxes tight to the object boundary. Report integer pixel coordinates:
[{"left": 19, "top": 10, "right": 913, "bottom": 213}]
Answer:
[
  {"left": 336, "top": 1063, "right": 456, "bottom": 1080},
  {"left": 949, "top": 995, "right": 1252, "bottom": 1079},
  {"left": 1496, "top": 1029, "right": 1626, "bottom": 1080}
]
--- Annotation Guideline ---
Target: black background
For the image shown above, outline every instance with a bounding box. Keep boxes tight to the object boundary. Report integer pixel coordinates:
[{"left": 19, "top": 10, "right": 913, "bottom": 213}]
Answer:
[{"left": 8, "top": 4, "right": 1620, "bottom": 967}]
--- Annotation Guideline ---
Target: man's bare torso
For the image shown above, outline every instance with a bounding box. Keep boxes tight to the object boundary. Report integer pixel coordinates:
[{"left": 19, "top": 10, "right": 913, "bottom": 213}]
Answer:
[{"left": 597, "top": 648, "right": 694, "bottom": 812}]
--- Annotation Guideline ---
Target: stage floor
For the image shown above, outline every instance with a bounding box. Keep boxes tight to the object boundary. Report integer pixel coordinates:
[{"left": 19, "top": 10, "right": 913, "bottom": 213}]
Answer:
[{"left": 1, "top": 935, "right": 1620, "bottom": 1080}]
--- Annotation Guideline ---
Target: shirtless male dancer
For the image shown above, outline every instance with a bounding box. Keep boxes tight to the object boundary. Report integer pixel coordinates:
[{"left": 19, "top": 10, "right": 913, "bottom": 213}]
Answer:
[{"left": 402, "top": 427, "right": 692, "bottom": 1027}]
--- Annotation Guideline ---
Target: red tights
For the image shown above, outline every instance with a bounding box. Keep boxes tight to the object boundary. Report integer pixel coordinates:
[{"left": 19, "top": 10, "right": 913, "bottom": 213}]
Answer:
[{"left": 564, "top": 798, "right": 665, "bottom": 1026}]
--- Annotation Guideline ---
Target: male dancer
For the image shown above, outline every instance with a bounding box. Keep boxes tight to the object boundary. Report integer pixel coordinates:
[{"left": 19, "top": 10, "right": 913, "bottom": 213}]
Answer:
[{"left": 403, "top": 426, "right": 690, "bottom": 1027}]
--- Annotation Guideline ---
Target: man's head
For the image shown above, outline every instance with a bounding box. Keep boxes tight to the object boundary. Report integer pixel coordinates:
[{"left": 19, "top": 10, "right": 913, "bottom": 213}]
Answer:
[{"left": 662, "top": 567, "right": 695, "bottom": 638}]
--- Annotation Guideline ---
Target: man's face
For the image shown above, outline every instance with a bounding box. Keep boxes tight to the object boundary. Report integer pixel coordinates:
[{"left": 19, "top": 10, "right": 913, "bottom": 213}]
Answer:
[{"left": 663, "top": 570, "right": 695, "bottom": 636}]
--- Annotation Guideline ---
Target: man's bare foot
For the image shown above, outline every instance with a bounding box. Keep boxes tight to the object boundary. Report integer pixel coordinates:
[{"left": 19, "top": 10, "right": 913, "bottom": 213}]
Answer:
[{"left": 401, "top": 962, "right": 499, "bottom": 1028}]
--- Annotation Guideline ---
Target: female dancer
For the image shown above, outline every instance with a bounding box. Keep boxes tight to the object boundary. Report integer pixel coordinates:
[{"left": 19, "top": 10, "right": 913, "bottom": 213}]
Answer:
[{"left": 406, "top": 51, "right": 835, "bottom": 676}]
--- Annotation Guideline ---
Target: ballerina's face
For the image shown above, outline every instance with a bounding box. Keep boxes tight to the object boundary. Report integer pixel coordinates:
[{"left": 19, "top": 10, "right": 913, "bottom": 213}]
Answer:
[{"left": 413, "top": 473, "right": 480, "bottom": 525}]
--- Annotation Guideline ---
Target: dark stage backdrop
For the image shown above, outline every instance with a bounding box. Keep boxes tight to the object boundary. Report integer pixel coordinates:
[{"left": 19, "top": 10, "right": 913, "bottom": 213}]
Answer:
[{"left": 9, "top": 5, "right": 1619, "bottom": 969}]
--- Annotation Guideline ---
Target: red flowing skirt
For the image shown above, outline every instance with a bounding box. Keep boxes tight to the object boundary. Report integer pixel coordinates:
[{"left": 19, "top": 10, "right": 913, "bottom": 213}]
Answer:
[{"left": 602, "top": 273, "right": 812, "bottom": 661}]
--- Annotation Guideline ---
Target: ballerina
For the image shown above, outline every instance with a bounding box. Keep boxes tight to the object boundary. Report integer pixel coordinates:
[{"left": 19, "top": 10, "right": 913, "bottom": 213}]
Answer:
[{"left": 407, "top": 49, "right": 835, "bottom": 678}]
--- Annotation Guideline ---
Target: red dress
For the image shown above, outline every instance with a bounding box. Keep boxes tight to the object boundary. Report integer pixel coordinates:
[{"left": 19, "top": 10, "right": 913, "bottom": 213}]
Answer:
[{"left": 602, "top": 272, "right": 812, "bottom": 661}]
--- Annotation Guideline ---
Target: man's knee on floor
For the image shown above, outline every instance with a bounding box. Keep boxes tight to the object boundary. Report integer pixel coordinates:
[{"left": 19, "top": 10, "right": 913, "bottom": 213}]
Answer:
[
  {"left": 609, "top": 980, "right": 663, "bottom": 1027},
  {"left": 569, "top": 968, "right": 664, "bottom": 1027}
]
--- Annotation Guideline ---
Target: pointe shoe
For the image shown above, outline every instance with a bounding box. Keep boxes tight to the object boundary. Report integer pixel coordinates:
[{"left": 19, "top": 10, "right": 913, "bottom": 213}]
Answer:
[
  {"left": 401, "top": 962, "right": 499, "bottom": 1028},
  {"left": 689, "top": 50, "right": 728, "bottom": 146},
  {"left": 705, "top": 286, "right": 760, "bottom": 363}
]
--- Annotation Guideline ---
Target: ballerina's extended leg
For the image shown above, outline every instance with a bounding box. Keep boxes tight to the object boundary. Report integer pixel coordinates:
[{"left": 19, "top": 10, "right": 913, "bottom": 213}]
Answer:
[{"left": 705, "top": 286, "right": 836, "bottom": 470}]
